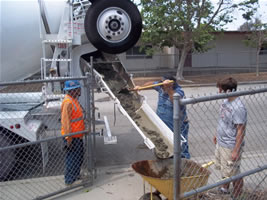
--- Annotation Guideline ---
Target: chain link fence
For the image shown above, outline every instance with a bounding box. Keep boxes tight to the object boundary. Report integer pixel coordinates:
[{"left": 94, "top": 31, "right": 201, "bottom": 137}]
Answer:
[
  {"left": 0, "top": 76, "right": 99, "bottom": 200},
  {"left": 1, "top": 75, "right": 267, "bottom": 200},
  {"left": 174, "top": 86, "right": 267, "bottom": 200}
]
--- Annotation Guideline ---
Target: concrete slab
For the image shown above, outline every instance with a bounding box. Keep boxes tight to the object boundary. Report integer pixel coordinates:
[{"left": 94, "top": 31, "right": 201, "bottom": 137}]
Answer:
[
  {"left": 49, "top": 151, "right": 267, "bottom": 200},
  {"left": 48, "top": 164, "right": 151, "bottom": 200}
]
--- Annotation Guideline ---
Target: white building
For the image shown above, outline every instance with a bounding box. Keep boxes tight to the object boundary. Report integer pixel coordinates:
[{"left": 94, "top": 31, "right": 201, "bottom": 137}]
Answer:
[{"left": 119, "top": 31, "right": 267, "bottom": 76}]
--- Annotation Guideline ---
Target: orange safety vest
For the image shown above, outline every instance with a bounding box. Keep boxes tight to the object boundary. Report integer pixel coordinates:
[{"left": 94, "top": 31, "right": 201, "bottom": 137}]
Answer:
[{"left": 61, "top": 94, "right": 85, "bottom": 138}]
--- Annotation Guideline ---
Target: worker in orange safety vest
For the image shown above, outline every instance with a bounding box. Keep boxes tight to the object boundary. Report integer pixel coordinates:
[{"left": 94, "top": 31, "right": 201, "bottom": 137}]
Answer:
[{"left": 61, "top": 80, "right": 85, "bottom": 186}]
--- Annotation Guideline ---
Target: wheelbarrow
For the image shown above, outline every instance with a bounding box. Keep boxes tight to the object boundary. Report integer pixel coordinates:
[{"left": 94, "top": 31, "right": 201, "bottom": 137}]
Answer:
[{"left": 132, "top": 159, "right": 213, "bottom": 200}]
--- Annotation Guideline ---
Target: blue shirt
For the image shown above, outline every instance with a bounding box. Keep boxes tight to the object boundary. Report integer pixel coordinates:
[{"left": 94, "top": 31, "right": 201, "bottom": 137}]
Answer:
[{"left": 154, "top": 82, "right": 188, "bottom": 131}]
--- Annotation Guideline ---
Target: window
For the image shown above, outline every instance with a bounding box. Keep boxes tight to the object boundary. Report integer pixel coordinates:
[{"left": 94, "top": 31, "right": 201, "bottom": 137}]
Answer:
[
  {"left": 259, "top": 45, "right": 267, "bottom": 55},
  {"left": 126, "top": 45, "right": 152, "bottom": 59}
]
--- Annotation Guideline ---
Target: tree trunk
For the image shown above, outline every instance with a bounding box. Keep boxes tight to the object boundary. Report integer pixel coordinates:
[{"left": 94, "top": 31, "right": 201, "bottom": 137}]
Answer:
[
  {"left": 176, "top": 47, "right": 188, "bottom": 80},
  {"left": 256, "top": 47, "right": 260, "bottom": 77},
  {"left": 256, "top": 31, "right": 263, "bottom": 77}
]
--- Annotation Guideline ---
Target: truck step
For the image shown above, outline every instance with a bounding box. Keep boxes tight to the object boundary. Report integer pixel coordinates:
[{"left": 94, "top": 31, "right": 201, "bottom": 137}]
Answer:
[
  {"left": 42, "top": 39, "right": 72, "bottom": 44},
  {"left": 43, "top": 58, "right": 72, "bottom": 62}
]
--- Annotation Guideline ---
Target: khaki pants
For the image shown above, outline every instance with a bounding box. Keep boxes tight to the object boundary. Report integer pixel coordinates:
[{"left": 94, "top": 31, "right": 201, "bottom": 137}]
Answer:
[{"left": 215, "top": 144, "right": 242, "bottom": 178}]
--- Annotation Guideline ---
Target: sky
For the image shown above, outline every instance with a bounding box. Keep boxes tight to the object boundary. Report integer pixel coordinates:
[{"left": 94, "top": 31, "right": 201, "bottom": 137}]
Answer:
[
  {"left": 135, "top": 0, "right": 267, "bottom": 30},
  {"left": 221, "top": 0, "right": 267, "bottom": 30},
  {"left": 1, "top": 0, "right": 266, "bottom": 30}
]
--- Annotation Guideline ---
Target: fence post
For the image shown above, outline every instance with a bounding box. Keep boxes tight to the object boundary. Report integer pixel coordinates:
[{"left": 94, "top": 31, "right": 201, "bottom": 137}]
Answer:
[
  {"left": 173, "top": 93, "right": 182, "bottom": 200},
  {"left": 85, "top": 72, "right": 93, "bottom": 181},
  {"left": 90, "top": 56, "right": 97, "bottom": 179}
]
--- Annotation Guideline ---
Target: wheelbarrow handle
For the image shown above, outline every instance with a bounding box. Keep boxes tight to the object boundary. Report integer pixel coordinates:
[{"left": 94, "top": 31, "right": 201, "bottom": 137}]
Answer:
[
  {"left": 201, "top": 161, "right": 215, "bottom": 168},
  {"left": 132, "top": 80, "right": 174, "bottom": 91}
]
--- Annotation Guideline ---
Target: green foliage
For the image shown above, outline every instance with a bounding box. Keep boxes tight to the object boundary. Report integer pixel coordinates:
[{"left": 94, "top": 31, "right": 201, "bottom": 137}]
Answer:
[
  {"left": 243, "top": 21, "right": 267, "bottom": 49},
  {"left": 239, "top": 18, "right": 263, "bottom": 31},
  {"left": 239, "top": 10, "right": 267, "bottom": 50},
  {"left": 237, "top": 0, "right": 266, "bottom": 76},
  {"left": 135, "top": 0, "right": 259, "bottom": 78},
  {"left": 140, "top": 0, "right": 214, "bottom": 52},
  {"left": 192, "top": 24, "right": 215, "bottom": 52},
  {"left": 138, "top": 0, "right": 259, "bottom": 54},
  {"left": 238, "top": 0, "right": 259, "bottom": 20}
]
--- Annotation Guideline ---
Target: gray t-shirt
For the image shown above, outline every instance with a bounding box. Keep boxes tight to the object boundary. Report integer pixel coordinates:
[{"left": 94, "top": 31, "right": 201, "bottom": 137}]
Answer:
[{"left": 217, "top": 97, "right": 247, "bottom": 149}]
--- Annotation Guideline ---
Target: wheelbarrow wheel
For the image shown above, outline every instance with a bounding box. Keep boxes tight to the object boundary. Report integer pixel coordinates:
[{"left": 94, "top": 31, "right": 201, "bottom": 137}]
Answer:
[{"left": 138, "top": 192, "right": 162, "bottom": 200}]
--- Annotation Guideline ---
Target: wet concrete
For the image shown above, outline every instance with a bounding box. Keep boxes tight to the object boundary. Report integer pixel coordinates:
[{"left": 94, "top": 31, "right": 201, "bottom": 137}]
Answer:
[
  {"left": 93, "top": 56, "right": 171, "bottom": 158},
  {"left": 134, "top": 109, "right": 171, "bottom": 159},
  {"left": 132, "top": 159, "right": 209, "bottom": 180}
]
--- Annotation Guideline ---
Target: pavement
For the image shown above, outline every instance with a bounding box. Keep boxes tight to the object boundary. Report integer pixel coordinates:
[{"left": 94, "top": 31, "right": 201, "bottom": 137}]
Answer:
[
  {"left": 48, "top": 164, "right": 147, "bottom": 200},
  {"left": 48, "top": 151, "right": 267, "bottom": 200}
]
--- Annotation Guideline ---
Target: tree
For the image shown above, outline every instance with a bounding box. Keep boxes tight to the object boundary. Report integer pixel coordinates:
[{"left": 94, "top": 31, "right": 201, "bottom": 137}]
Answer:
[
  {"left": 138, "top": 0, "right": 259, "bottom": 80},
  {"left": 240, "top": 18, "right": 267, "bottom": 76},
  {"left": 238, "top": 18, "right": 262, "bottom": 31}
]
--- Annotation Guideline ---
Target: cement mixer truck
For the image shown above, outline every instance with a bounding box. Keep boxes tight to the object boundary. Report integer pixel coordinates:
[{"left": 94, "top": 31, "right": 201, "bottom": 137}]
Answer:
[
  {"left": 0, "top": 0, "right": 143, "bottom": 180},
  {"left": 0, "top": 0, "right": 180, "bottom": 180}
]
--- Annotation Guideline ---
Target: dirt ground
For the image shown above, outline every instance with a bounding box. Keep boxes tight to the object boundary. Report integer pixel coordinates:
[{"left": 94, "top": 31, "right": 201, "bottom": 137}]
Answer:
[{"left": 133, "top": 72, "right": 267, "bottom": 86}]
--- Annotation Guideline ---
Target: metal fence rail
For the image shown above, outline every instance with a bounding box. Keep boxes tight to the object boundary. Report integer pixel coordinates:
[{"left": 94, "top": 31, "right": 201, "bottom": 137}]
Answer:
[
  {"left": 0, "top": 76, "right": 98, "bottom": 200},
  {"left": 173, "top": 86, "right": 267, "bottom": 200}
]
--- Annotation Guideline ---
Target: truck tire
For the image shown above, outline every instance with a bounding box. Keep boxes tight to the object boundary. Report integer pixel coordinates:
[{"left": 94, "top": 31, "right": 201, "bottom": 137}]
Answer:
[
  {"left": 84, "top": 0, "right": 142, "bottom": 54},
  {"left": 0, "top": 134, "right": 16, "bottom": 180}
]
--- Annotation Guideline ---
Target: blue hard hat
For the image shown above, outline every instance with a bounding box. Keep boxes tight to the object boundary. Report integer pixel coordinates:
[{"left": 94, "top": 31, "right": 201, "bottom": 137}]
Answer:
[{"left": 64, "top": 80, "right": 81, "bottom": 91}]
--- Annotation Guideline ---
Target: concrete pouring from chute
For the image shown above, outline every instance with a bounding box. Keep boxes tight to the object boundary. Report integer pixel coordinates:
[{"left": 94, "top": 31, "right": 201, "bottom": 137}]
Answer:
[{"left": 91, "top": 60, "right": 186, "bottom": 159}]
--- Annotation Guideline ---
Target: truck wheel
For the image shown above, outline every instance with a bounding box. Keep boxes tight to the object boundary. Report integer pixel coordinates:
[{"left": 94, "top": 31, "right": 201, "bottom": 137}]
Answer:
[
  {"left": 84, "top": 0, "right": 142, "bottom": 54},
  {"left": 0, "top": 134, "right": 16, "bottom": 180}
]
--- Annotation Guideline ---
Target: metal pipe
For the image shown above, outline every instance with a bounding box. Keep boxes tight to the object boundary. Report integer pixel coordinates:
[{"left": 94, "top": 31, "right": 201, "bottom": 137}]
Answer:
[
  {"left": 89, "top": 75, "right": 94, "bottom": 180},
  {"left": 90, "top": 70, "right": 96, "bottom": 181},
  {"left": 38, "top": 0, "right": 51, "bottom": 34},
  {"left": 173, "top": 93, "right": 181, "bottom": 200},
  {"left": 181, "top": 87, "right": 267, "bottom": 105},
  {"left": 34, "top": 179, "right": 92, "bottom": 200},
  {"left": 38, "top": 0, "right": 55, "bottom": 52},
  {"left": 0, "top": 76, "right": 87, "bottom": 86},
  {"left": 182, "top": 165, "right": 267, "bottom": 198},
  {"left": 91, "top": 56, "right": 97, "bottom": 178},
  {"left": 0, "top": 130, "right": 88, "bottom": 151},
  {"left": 84, "top": 72, "right": 93, "bottom": 182}
]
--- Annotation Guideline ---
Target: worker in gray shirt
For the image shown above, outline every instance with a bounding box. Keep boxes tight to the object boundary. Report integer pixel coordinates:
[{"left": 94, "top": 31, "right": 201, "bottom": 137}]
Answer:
[{"left": 213, "top": 77, "right": 247, "bottom": 200}]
